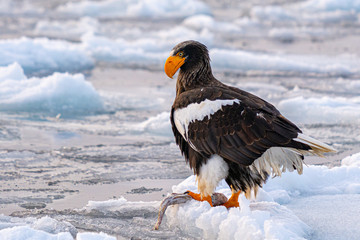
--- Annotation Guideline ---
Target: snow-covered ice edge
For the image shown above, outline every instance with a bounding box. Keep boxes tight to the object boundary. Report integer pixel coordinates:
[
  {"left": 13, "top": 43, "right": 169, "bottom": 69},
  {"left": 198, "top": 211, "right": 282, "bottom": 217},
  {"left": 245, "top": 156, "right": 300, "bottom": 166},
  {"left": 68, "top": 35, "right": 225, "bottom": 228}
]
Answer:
[
  {"left": 0, "top": 63, "right": 103, "bottom": 115},
  {"left": 2, "top": 32, "right": 360, "bottom": 76},
  {"left": 2, "top": 152, "right": 359, "bottom": 239}
]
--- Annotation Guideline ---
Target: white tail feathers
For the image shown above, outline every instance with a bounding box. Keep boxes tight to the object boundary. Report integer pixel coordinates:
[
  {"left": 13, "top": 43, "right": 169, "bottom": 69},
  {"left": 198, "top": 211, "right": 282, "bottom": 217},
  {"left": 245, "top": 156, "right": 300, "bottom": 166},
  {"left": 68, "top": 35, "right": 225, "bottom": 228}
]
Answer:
[
  {"left": 294, "top": 133, "right": 337, "bottom": 156},
  {"left": 250, "top": 147, "right": 304, "bottom": 179},
  {"left": 247, "top": 134, "right": 336, "bottom": 199},
  {"left": 250, "top": 134, "right": 336, "bottom": 180}
]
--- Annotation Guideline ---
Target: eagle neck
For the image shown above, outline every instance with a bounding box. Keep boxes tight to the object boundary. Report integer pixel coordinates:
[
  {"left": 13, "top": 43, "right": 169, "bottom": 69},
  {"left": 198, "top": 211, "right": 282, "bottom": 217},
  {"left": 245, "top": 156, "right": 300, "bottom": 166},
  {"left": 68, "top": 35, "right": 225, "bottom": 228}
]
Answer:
[{"left": 176, "top": 63, "right": 218, "bottom": 96}]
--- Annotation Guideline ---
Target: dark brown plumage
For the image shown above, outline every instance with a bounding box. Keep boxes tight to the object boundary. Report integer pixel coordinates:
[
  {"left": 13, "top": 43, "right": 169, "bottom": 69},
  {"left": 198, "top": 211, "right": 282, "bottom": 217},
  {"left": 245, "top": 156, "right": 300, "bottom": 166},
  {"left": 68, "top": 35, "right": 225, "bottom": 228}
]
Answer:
[{"left": 165, "top": 40, "right": 336, "bottom": 200}]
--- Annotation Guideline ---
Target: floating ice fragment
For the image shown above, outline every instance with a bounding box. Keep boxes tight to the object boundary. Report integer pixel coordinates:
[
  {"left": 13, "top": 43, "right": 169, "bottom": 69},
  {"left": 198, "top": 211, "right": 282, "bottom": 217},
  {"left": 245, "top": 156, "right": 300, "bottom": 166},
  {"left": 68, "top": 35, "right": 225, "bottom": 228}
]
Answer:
[
  {"left": 342, "top": 152, "right": 360, "bottom": 167},
  {"left": 278, "top": 96, "right": 360, "bottom": 124},
  {"left": 0, "top": 63, "right": 103, "bottom": 115},
  {"left": 0, "top": 37, "right": 93, "bottom": 75},
  {"left": 57, "top": 0, "right": 211, "bottom": 19},
  {"left": 77, "top": 232, "right": 116, "bottom": 240}
]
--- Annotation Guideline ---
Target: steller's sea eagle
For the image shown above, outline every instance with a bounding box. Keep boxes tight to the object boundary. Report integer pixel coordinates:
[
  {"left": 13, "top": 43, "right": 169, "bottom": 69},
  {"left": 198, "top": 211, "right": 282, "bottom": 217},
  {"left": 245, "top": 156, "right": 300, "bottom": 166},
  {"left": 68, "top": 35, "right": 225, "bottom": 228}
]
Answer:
[{"left": 164, "top": 40, "right": 336, "bottom": 208}]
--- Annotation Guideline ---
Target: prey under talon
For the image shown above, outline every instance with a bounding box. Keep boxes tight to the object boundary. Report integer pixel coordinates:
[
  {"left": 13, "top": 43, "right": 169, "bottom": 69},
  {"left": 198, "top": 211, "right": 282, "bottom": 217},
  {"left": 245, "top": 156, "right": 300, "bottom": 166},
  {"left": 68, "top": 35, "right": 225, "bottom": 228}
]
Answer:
[
  {"left": 154, "top": 192, "right": 229, "bottom": 230},
  {"left": 185, "top": 191, "right": 213, "bottom": 206},
  {"left": 154, "top": 193, "right": 192, "bottom": 230}
]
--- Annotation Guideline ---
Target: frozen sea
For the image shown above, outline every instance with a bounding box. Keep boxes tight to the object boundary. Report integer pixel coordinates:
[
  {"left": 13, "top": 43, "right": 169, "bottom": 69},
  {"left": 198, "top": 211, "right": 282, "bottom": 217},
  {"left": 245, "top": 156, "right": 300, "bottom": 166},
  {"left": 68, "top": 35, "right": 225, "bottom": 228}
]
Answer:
[{"left": 0, "top": 0, "right": 360, "bottom": 239}]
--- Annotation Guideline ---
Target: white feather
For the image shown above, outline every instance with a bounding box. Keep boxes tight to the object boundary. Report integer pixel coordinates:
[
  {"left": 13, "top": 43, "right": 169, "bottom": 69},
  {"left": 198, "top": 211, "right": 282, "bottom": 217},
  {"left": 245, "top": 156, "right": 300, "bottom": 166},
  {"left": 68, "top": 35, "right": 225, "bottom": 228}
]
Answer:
[
  {"left": 294, "top": 133, "right": 337, "bottom": 155},
  {"left": 250, "top": 147, "right": 304, "bottom": 179},
  {"left": 197, "top": 155, "right": 229, "bottom": 197},
  {"left": 174, "top": 98, "right": 240, "bottom": 140}
]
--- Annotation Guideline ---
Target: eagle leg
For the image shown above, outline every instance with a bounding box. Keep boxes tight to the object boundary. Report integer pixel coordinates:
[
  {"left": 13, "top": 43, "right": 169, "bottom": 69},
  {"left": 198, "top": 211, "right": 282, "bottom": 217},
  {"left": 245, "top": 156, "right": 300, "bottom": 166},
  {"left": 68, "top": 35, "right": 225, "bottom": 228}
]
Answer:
[
  {"left": 184, "top": 191, "right": 213, "bottom": 207},
  {"left": 222, "top": 190, "right": 240, "bottom": 208}
]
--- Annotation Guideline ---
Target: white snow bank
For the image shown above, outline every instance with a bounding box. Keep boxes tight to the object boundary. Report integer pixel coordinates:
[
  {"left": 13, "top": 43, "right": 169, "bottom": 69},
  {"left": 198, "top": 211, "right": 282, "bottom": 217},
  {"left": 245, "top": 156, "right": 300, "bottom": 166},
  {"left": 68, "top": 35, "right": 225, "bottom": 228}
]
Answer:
[
  {"left": 278, "top": 96, "right": 360, "bottom": 124},
  {"left": 264, "top": 158, "right": 360, "bottom": 196},
  {"left": 57, "top": 0, "right": 211, "bottom": 19},
  {"left": 0, "top": 215, "right": 76, "bottom": 239},
  {"left": 0, "top": 215, "right": 116, "bottom": 240},
  {"left": 342, "top": 152, "right": 360, "bottom": 167},
  {"left": 0, "top": 63, "right": 103, "bottom": 115},
  {"left": 0, "top": 37, "right": 93, "bottom": 74},
  {"left": 170, "top": 177, "right": 310, "bottom": 239},
  {"left": 211, "top": 48, "right": 360, "bottom": 76},
  {"left": 0, "top": 226, "right": 73, "bottom": 240},
  {"left": 166, "top": 152, "right": 360, "bottom": 239}
]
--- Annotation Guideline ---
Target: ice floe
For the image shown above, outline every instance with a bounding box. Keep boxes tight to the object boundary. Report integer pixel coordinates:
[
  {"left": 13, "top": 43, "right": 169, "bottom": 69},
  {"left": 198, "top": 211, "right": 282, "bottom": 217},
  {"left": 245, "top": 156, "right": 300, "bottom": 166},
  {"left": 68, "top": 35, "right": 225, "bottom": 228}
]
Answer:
[
  {"left": 0, "top": 215, "right": 116, "bottom": 240},
  {"left": 0, "top": 63, "right": 103, "bottom": 115},
  {"left": 1, "top": 151, "right": 360, "bottom": 239},
  {"left": 183, "top": 14, "right": 242, "bottom": 33},
  {"left": 34, "top": 17, "right": 99, "bottom": 39},
  {"left": 342, "top": 152, "right": 360, "bottom": 167},
  {"left": 0, "top": 37, "right": 93, "bottom": 75},
  {"left": 299, "top": 0, "right": 360, "bottom": 13},
  {"left": 0, "top": 0, "right": 44, "bottom": 15},
  {"left": 57, "top": 0, "right": 211, "bottom": 19},
  {"left": 211, "top": 49, "right": 360, "bottom": 76},
  {"left": 130, "top": 111, "right": 172, "bottom": 136},
  {"left": 251, "top": 0, "right": 360, "bottom": 24},
  {"left": 166, "top": 151, "right": 360, "bottom": 239},
  {"left": 278, "top": 96, "right": 360, "bottom": 124},
  {"left": 55, "top": 150, "right": 360, "bottom": 239},
  {"left": 80, "top": 28, "right": 213, "bottom": 65},
  {"left": 1, "top": 27, "right": 358, "bottom": 76}
]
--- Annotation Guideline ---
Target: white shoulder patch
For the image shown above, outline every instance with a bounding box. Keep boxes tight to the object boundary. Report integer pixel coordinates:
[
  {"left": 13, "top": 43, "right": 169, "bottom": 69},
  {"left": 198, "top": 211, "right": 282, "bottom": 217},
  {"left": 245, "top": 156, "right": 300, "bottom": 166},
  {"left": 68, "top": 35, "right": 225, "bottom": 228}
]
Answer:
[{"left": 173, "top": 98, "right": 240, "bottom": 140}]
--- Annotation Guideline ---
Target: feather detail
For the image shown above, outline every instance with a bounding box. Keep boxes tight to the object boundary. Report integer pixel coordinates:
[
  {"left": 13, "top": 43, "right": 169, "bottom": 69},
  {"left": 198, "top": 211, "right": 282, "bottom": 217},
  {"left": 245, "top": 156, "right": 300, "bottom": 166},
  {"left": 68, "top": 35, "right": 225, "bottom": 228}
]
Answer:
[
  {"left": 250, "top": 147, "right": 304, "bottom": 179},
  {"left": 294, "top": 133, "right": 337, "bottom": 156}
]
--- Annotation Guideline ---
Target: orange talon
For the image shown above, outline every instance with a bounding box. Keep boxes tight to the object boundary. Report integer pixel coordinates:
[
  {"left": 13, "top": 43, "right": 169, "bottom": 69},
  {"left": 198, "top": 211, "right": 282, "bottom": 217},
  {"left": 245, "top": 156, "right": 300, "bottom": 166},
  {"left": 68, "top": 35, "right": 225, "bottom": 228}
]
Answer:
[
  {"left": 223, "top": 190, "right": 240, "bottom": 208},
  {"left": 185, "top": 191, "right": 213, "bottom": 207}
]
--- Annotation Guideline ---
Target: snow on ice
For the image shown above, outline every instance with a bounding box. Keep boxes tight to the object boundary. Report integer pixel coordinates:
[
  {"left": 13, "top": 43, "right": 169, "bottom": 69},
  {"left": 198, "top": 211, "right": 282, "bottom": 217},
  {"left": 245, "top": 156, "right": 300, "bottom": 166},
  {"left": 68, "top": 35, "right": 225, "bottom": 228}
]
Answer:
[
  {"left": 0, "top": 215, "right": 116, "bottom": 240},
  {"left": 210, "top": 48, "right": 360, "bottom": 76},
  {"left": 80, "top": 27, "right": 213, "bottom": 64},
  {"left": 57, "top": 0, "right": 211, "bottom": 19},
  {"left": 34, "top": 17, "right": 100, "bottom": 39},
  {"left": 130, "top": 111, "right": 172, "bottom": 136},
  {"left": 0, "top": 63, "right": 103, "bottom": 115},
  {"left": 251, "top": 0, "right": 360, "bottom": 24},
  {"left": 1, "top": 151, "right": 360, "bottom": 239},
  {"left": 278, "top": 96, "right": 360, "bottom": 124},
  {"left": 183, "top": 14, "right": 242, "bottom": 34},
  {"left": 1, "top": 33, "right": 359, "bottom": 76},
  {"left": 166, "top": 152, "right": 360, "bottom": 239},
  {"left": 0, "top": 0, "right": 44, "bottom": 15},
  {"left": 0, "top": 37, "right": 93, "bottom": 75}
]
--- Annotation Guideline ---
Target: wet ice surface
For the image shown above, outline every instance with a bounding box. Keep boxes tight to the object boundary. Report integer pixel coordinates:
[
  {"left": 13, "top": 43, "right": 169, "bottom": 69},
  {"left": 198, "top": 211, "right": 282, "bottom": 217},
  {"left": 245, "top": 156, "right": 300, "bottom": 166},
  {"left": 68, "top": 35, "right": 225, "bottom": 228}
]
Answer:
[{"left": 0, "top": 0, "right": 360, "bottom": 239}]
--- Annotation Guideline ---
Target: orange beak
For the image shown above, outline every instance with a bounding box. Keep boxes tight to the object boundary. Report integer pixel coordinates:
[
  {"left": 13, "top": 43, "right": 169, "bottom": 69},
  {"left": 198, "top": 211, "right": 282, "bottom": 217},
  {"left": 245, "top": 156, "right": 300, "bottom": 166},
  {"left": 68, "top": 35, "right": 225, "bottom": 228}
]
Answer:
[{"left": 164, "top": 55, "right": 185, "bottom": 78}]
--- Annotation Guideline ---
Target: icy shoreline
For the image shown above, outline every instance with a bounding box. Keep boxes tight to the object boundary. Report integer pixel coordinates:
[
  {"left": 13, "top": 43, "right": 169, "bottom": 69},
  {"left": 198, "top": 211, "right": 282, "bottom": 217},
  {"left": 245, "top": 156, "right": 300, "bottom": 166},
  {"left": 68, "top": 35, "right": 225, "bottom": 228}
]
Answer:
[{"left": 1, "top": 152, "right": 360, "bottom": 239}]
